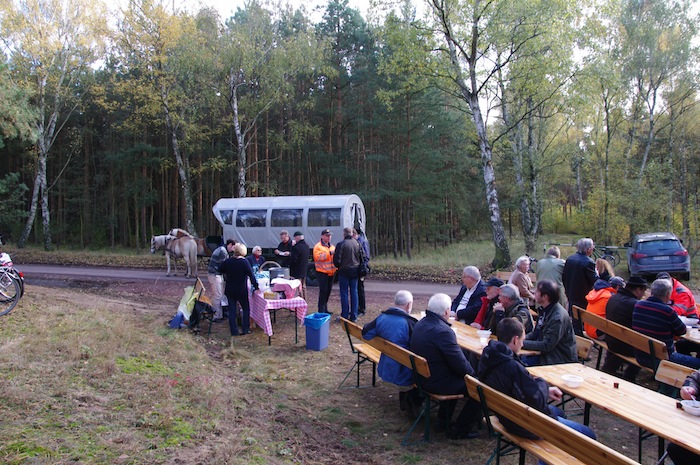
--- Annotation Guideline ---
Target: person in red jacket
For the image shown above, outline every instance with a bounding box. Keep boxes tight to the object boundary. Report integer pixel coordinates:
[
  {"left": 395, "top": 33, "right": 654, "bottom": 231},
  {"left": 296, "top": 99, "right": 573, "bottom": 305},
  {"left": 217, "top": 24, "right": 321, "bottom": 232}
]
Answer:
[
  {"left": 657, "top": 272, "right": 698, "bottom": 317},
  {"left": 584, "top": 276, "right": 624, "bottom": 339}
]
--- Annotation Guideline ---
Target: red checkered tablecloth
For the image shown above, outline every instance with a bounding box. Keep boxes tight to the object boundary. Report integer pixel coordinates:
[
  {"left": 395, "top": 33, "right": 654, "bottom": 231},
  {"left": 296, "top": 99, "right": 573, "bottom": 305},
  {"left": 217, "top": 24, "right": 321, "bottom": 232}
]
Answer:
[{"left": 249, "top": 291, "right": 308, "bottom": 337}]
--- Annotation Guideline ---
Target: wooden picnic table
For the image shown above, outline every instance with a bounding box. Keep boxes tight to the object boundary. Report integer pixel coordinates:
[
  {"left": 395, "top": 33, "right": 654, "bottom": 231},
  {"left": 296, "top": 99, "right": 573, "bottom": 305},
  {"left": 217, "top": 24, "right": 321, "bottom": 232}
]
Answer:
[
  {"left": 528, "top": 363, "right": 700, "bottom": 457},
  {"left": 449, "top": 319, "right": 539, "bottom": 357}
]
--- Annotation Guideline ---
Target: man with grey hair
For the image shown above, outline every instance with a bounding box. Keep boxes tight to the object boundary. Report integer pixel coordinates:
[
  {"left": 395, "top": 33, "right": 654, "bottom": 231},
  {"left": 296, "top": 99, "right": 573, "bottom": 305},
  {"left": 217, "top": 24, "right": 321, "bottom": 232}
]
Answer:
[
  {"left": 562, "top": 237, "right": 598, "bottom": 335},
  {"left": 491, "top": 283, "right": 534, "bottom": 336},
  {"left": 535, "top": 246, "right": 567, "bottom": 307},
  {"left": 633, "top": 279, "right": 700, "bottom": 369},
  {"left": 363, "top": 290, "right": 417, "bottom": 412},
  {"left": 451, "top": 266, "right": 486, "bottom": 324},
  {"left": 411, "top": 293, "right": 482, "bottom": 440}
]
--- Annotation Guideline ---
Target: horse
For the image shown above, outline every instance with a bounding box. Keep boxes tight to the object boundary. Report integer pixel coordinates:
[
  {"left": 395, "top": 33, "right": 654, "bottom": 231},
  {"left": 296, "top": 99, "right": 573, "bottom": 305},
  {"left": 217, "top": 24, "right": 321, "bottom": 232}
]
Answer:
[
  {"left": 167, "top": 228, "right": 213, "bottom": 257},
  {"left": 150, "top": 234, "right": 198, "bottom": 278}
]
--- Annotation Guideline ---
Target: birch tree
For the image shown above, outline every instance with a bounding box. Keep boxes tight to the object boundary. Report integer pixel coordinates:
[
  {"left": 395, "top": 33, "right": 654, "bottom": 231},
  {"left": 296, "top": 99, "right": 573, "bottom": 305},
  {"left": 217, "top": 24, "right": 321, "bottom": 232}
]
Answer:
[{"left": 0, "top": 0, "right": 107, "bottom": 249}]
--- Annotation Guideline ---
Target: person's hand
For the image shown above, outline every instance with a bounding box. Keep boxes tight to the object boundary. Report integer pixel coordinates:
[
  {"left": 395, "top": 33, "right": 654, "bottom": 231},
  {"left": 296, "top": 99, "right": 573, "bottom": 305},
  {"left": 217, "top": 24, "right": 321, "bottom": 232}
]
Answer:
[
  {"left": 548, "top": 386, "right": 563, "bottom": 401},
  {"left": 681, "top": 386, "right": 698, "bottom": 400},
  {"left": 493, "top": 302, "right": 504, "bottom": 311},
  {"left": 470, "top": 322, "right": 482, "bottom": 329},
  {"left": 274, "top": 249, "right": 280, "bottom": 255}
]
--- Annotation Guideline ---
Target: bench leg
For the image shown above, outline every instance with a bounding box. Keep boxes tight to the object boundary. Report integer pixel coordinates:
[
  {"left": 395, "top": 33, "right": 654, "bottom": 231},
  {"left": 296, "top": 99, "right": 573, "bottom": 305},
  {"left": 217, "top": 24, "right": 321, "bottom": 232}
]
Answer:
[{"left": 595, "top": 344, "right": 604, "bottom": 370}]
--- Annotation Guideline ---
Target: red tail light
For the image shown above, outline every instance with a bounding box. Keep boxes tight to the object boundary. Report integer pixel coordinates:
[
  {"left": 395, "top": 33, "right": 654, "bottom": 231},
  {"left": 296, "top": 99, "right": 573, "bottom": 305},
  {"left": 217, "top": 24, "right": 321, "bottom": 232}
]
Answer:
[
  {"left": 631, "top": 253, "right": 647, "bottom": 259},
  {"left": 674, "top": 250, "right": 689, "bottom": 257}
]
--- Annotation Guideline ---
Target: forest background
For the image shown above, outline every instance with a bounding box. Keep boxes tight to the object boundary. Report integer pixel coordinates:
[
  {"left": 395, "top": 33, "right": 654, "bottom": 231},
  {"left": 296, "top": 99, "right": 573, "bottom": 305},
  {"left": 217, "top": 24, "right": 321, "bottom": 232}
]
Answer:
[{"left": 0, "top": 0, "right": 699, "bottom": 268}]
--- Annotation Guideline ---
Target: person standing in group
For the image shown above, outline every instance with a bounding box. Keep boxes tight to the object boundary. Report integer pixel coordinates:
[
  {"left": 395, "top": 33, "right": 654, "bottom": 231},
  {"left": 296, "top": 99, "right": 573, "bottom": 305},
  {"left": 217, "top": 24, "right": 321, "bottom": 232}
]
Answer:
[
  {"left": 289, "top": 231, "right": 310, "bottom": 300},
  {"left": 207, "top": 239, "right": 233, "bottom": 321},
  {"left": 509, "top": 255, "right": 535, "bottom": 308},
  {"left": 535, "top": 246, "right": 566, "bottom": 307},
  {"left": 246, "top": 245, "right": 265, "bottom": 272},
  {"left": 562, "top": 238, "right": 598, "bottom": 335},
  {"left": 362, "top": 290, "right": 418, "bottom": 412},
  {"left": 451, "top": 266, "right": 486, "bottom": 324},
  {"left": 219, "top": 243, "right": 259, "bottom": 342},
  {"left": 313, "top": 229, "right": 336, "bottom": 314},
  {"left": 354, "top": 229, "right": 371, "bottom": 316},
  {"left": 334, "top": 227, "right": 362, "bottom": 322},
  {"left": 274, "top": 230, "right": 293, "bottom": 268}
]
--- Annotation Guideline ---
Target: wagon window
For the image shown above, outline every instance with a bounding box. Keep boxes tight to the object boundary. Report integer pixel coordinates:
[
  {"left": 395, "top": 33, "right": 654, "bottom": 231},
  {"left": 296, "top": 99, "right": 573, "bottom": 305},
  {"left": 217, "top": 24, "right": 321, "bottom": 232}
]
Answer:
[
  {"left": 236, "top": 209, "right": 267, "bottom": 227},
  {"left": 271, "top": 209, "right": 303, "bottom": 227},
  {"left": 308, "top": 208, "right": 341, "bottom": 227},
  {"left": 219, "top": 209, "right": 233, "bottom": 225}
]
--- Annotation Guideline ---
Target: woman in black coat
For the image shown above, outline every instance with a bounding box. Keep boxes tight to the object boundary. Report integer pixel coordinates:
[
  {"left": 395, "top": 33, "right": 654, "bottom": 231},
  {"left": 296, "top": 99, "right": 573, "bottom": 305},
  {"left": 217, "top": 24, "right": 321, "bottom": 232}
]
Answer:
[{"left": 219, "top": 243, "right": 259, "bottom": 339}]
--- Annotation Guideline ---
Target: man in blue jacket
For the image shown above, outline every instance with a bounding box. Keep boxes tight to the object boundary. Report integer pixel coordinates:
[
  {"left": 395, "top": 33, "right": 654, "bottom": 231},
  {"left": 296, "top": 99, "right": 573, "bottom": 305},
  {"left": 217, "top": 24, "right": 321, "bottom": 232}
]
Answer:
[
  {"left": 450, "top": 266, "right": 486, "bottom": 324},
  {"left": 411, "top": 293, "right": 481, "bottom": 439},
  {"left": 362, "top": 290, "right": 417, "bottom": 412}
]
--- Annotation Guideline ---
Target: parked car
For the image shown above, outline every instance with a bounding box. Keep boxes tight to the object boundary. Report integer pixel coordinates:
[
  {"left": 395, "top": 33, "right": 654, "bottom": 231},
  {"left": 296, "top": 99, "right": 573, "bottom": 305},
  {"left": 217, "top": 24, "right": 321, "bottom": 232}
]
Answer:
[{"left": 626, "top": 232, "right": 690, "bottom": 280}]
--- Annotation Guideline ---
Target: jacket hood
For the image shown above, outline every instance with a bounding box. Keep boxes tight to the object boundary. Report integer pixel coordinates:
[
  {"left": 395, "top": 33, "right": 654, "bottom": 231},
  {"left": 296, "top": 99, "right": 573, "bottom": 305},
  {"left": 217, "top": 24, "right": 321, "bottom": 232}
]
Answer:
[
  {"left": 593, "top": 278, "right": 613, "bottom": 291},
  {"left": 477, "top": 340, "right": 515, "bottom": 376},
  {"left": 586, "top": 279, "right": 615, "bottom": 303}
]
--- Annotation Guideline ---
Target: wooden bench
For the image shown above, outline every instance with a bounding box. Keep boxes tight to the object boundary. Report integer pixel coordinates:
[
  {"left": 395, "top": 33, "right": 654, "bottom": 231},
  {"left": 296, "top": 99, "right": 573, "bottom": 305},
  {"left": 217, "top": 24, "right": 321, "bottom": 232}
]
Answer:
[
  {"left": 339, "top": 318, "right": 381, "bottom": 388},
  {"left": 465, "top": 375, "right": 639, "bottom": 465},
  {"left": 340, "top": 318, "right": 464, "bottom": 445},
  {"left": 572, "top": 305, "right": 668, "bottom": 374}
]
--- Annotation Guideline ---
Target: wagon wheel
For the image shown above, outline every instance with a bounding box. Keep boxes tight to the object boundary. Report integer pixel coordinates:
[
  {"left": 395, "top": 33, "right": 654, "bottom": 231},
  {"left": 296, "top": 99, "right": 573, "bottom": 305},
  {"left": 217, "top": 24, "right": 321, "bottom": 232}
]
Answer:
[{"left": 260, "top": 261, "right": 281, "bottom": 271}]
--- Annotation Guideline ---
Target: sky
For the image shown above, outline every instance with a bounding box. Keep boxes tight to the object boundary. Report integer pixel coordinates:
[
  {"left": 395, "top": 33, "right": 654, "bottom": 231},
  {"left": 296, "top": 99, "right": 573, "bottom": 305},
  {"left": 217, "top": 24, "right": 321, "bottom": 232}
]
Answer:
[{"left": 184, "top": 0, "right": 374, "bottom": 22}]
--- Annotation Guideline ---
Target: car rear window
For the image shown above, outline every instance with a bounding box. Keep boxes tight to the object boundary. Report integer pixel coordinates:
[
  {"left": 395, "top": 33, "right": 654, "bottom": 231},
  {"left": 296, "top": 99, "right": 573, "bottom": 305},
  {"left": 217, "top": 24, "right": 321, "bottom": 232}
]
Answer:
[{"left": 638, "top": 239, "right": 683, "bottom": 253}]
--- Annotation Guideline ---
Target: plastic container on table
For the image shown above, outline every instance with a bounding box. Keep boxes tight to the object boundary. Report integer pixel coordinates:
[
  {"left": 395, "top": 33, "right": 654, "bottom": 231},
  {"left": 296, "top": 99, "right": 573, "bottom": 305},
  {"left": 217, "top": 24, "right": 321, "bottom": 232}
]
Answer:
[{"left": 304, "top": 312, "right": 331, "bottom": 351}]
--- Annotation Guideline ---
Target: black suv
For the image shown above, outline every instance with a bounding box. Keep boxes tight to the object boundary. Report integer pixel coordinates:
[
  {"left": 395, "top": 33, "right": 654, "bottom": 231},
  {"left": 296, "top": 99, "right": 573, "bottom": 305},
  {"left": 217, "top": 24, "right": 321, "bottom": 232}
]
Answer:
[{"left": 626, "top": 232, "right": 690, "bottom": 280}]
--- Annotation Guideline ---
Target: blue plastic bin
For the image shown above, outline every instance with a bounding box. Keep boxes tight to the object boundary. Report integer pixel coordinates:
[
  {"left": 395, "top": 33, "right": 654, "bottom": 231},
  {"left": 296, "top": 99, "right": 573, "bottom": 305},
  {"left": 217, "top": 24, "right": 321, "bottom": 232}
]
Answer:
[{"left": 304, "top": 312, "right": 331, "bottom": 351}]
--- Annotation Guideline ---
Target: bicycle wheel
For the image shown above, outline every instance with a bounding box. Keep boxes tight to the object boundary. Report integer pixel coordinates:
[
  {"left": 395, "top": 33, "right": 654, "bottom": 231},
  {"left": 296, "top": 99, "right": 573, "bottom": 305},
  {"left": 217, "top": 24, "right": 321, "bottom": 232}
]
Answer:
[
  {"left": 0, "top": 272, "right": 21, "bottom": 316},
  {"left": 602, "top": 252, "right": 619, "bottom": 267}
]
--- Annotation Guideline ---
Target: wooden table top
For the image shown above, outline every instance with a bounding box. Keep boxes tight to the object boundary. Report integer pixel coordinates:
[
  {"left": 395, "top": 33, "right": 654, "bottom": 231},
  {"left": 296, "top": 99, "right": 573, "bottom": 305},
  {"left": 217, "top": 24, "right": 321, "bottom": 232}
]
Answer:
[
  {"left": 528, "top": 363, "right": 700, "bottom": 456},
  {"left": 450, "top": 319, "right": 539, "bottom": 357}
]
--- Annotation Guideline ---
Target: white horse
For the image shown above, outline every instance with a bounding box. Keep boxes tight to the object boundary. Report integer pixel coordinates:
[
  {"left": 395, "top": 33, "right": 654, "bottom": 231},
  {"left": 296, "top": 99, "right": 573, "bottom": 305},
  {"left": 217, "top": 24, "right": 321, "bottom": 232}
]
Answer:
[
  {"left": 167, "top": 228, "right": 213, "bottom": 257},
  {"left": 150, "top": 234, "right": 198, "bottom": 278}
]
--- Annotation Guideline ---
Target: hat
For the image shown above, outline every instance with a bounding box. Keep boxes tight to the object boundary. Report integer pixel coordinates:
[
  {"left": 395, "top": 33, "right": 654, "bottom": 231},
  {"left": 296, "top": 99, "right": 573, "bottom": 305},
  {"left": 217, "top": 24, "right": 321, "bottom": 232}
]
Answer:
[
  {"left": 627, "top": 276, "right": 648, "bottom": 288},
  {"left": 610, "top": 276, "right": 625, "bottom": 288},
  {"left": 485, "top": 277, "right": 505, "bottom": 288},
  {"left": 321, "top": 229, "right": 332, "bottom": 235},
  {"left": 656, "top": 272, "right": 671, "bottom": 280},
  {"left": 293, "top": 231, "right": 303, "bottom": 237}
]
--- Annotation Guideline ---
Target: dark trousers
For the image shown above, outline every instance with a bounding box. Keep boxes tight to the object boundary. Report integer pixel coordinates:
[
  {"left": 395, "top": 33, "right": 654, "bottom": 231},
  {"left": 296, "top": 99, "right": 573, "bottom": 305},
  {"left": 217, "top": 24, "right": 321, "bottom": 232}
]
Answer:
[
  {"left": 317, "top": 272, "right": 333, "bottom": 313},
  {"left": 226, "top": 293, "right": 250, "bottom": 336},
  {"left": 668, "top": 442, "right": 700, "bottom": 465},
  {"left": 358, "top": 276, "right": 366, "bottom": 312},
  {"left": 441, "top": 397, "right": 482, "bottom": 434}
]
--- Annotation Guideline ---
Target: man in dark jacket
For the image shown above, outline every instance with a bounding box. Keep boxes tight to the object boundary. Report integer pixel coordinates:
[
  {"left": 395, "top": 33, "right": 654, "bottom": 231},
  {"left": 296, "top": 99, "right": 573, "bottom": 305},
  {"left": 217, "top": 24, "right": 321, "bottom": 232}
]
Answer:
[
  {"left": 562, "top": 237, "right": 598, "bottom": 335},
  {"left": 289, "top": 231, "right": 310, "bottom": 300},
  {"left": 521, "top": 280, "right": 577, "bottom": 366},
  {"left": 362, "top": 290, "right": 418, "bottom": 411},
  {"left": 479, "top": 318, "right": 595, "bottom": 450},
  {"left": 451, "top": 266, "right": 487, "bottom": 324},
  {"left": 333, "top": 228, "right": 362, "bottom": 322},
  {"left": 601, "top": 276, "right": 647, "bottom": 381},
  {"left": 410, "top": 293, "right": 481, "bottom": 439}
]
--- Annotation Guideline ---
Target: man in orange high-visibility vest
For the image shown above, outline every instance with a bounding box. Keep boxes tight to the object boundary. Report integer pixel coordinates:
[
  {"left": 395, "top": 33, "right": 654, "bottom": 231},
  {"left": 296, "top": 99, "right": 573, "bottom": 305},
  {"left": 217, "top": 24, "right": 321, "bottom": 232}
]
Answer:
[{"left": 314, "top": 229, "right": 337, "bottom": 314}]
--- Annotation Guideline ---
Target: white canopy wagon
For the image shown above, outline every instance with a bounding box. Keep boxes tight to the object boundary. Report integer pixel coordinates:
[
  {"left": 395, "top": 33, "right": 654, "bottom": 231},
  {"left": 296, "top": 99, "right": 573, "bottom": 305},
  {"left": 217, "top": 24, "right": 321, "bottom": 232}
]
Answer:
[{"left": 212, "top": 194, "right": 366, "bottom": 284}]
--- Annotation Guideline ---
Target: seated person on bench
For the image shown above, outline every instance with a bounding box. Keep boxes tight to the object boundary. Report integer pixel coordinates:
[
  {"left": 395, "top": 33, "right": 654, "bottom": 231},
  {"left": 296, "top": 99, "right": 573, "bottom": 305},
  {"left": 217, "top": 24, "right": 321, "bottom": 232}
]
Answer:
[
  {"left": 478, "top": 318, "right": 596, "bottom": 465},
  {"left": 411, "top": 293, "right": 482, "bottom": 440},
  {"left": 665, "top": 369, "right": 700, "bottom": 465},
  {"left": 362, "top": 290, "right": 419, "bottom": 412},
  {"left": 521, "top": 280, "right": 577, "bottom": 366}
]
